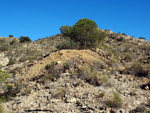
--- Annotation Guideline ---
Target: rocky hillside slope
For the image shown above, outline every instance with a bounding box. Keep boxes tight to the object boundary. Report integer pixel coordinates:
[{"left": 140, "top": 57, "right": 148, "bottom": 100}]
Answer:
[{"left": 0, "top": 30, "right": 150, "bottom": 113}]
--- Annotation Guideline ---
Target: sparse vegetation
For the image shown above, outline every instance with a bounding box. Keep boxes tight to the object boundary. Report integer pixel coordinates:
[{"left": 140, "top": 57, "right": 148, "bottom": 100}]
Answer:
[
  {"left": 0, "top": 70, "right": 10, "bottom": 83},
  {"left": 101, "top": 72, "right": 109, "bottom": 83},
  {"left": 77, "top": 64, "right": 101, "bottom": 86},
  {"left": 0, "top": 104, "right": 4, "bottom": 113},
  {"left": 74, "top": 80, "right": 83, "bottom": 87},
  {"left": 44, "top": 61, "right": 63, "bottom": 79},
  {"left": 106, "top": 90, "right": 123, "bottom": 108},
  {"left": 43, "top": 73, "right": 54, "bottom": 81},
  {"left": 53, "top": 87, "right": 66, "bottom": 99},
  {"left": 97, "top": 92, "right": 105, "bottom": 98},
  {"left": 130, "top": 62, "right": 147, "bottom": 77},
  {"left": 57, "top": 37, "right": 78, "bottom": 49},
  {"left": 124, "top": 52, "right": 133, "bottom": 62}
]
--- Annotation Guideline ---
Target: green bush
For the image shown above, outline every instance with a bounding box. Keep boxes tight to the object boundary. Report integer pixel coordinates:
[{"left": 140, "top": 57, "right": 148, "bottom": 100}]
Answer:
[
  {"left": 19, "top": 36, "right": 31, "bottom": 43},
  {"left": 53, "top": 87, "right": 66, "bottom": 99},
  {"left": 9, "top": 35, "right": 13, "bottom": 38},
  {"left": 77, "top": 64, "right": 101, "bottom": 86},
  {"left": 44, "top": 62, "right": 63, "bottom": 79},
  {"left": 0, "top": 70, "right": 10, "bottom": 102},
  {"left": 106, "top": 90, "right": 123, "bottom": 108},
  {"left": 139, "top": 37, "right": 146, "bottom": 40},
  {"left": 0, "top": 70, "right": 10, "bottom": 83}
]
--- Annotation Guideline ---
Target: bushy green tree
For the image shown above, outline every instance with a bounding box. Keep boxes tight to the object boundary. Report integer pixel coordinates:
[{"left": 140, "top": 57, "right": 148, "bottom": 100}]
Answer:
[
  {"left": 19, "top": 36, "right": 31, "bottom": 43},
  {"left": 72, "top": 18, "right": 99, "bottom": 48},
  {"left": 60, "top": 18, "right": 106, "bottom": 48}
]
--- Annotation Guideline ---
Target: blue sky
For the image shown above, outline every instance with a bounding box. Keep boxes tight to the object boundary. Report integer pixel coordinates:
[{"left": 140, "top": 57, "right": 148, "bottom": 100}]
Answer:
[{"left": 0, "top": 0, "right": 150, "bottom": 41}]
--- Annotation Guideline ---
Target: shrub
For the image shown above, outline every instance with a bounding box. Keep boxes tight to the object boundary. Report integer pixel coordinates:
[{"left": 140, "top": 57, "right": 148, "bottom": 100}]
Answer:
[
  {"left": 9, "top": 67, "right": 21, "bottom": 75},
  {"left": 117, "top": 36, "right": 124, "bottom": 41},
  {"left": 0, "top": 70, "right": 10, "bottom": 83},
  {"left": 122, "top": 33, "right": 126, "bottom": 35},
  {"left": 7, "top": 58, "right": 16, "bottom": 65},
  {"left": 139, "top": 44, "right": 150, "bottom": 54},
  {"left": 53, "top": 87, "right": 66, "bottom": 98},
  {"left": 10, "top": 40, "right": 16, "bottom": 45},
  {"left": 9, "top": 35, "right": 13, "bottom": 38},
  {"left": 64, "top": 62, "right": 71, "bottom": 70},
  {"left": 0, "top": 70, "right": 10, "bottom": 100},
  {"left": 97, "top": 92, "right": 105, "bottom": 98},
  {"left": 106, "top": 90, "right": 123, "bottom": 108},
  {"left": 44, "top": 62, "right": 63, "bottom": 79},
  {"left": 21, "top": 89, "right": 31, "bottom": 95},
  {"left": 19, "top": 36, "right": 31, "bottom": 43},
  {"left": 57, "top": 37, "right": 78, "bottom": 49},
  {"left": 74, "top": 80, "right": 83, "bottom": 87},
  {"left": 124, "top": 52, "right": 133, "bottom": 62},
  {"left": 139, "top": 37, "right": 146, "bottom": 40},
  {"left": 19, "top": 57, "right": 27, "bottom": 62},
  {"left": 43, "top": 73, "right": 54, "bottom": 81},
  {"left": 122, "top": 62, "right": 147, "bottom": 76},
  {"left": 130, "top": 62, "right": 147, "bottom": 77},
  {"left": 132, "top": 106, "right": 146, "bottom": 113},
  {"left": 77, "top": 64, "right": 101, "bottom": 86},
  {"left": 101, "top": 72, "right": 109, "bottom": 83}
]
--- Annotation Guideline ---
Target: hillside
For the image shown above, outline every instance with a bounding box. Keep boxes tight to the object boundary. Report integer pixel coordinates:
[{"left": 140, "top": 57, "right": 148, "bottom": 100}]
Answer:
[{"left": 0, "top": 30, "right": 150, "bottom": 113}]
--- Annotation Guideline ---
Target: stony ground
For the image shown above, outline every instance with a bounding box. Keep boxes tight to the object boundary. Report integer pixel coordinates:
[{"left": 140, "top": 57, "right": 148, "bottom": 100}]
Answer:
[
  {"left": 2, "top": 49, "right": 150, "bottom": 113},
  {"left": 1, "top": 30, "right": 150, "bottom": 113}
]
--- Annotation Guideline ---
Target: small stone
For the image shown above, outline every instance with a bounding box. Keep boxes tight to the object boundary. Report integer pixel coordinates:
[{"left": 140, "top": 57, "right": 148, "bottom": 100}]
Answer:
[
  {"left": 16, "top": 93, "right": 21, "bottom": 96},
  {"left": 145, "top": 85, "right": 149, "bottom": 90},
  {"left": 57, "top": 61, "right": 62, "bottom": 64}
]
